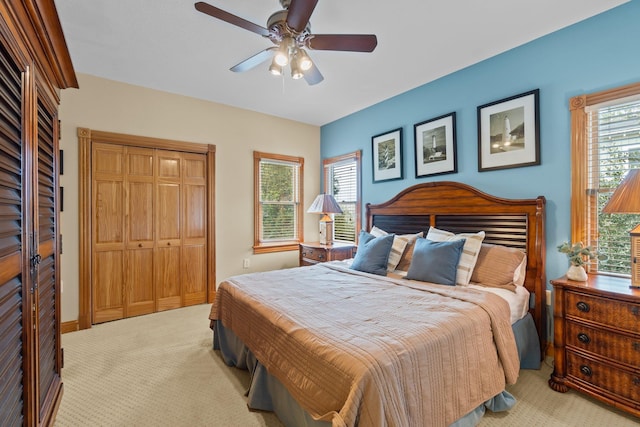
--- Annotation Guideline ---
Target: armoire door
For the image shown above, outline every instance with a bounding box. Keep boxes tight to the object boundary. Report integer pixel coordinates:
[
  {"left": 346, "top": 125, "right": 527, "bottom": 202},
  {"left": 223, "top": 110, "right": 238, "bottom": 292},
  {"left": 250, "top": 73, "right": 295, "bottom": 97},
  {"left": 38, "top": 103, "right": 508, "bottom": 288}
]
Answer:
[
  {"left": 35, "top": 96, "right": 63, "bottom": 426},
  {"left": 0, "top": 41, "right": 26, "bottom": 426}
]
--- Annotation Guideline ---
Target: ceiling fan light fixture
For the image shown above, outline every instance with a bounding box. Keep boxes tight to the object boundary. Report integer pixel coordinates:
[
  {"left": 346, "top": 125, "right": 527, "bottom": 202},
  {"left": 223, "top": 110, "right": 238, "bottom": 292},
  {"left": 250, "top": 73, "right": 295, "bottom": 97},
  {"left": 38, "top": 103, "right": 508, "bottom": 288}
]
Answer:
[
  {"left": 269, "top": 59, "right": 283, "bottom": 76},
  {"left": 290, "top": 57, "right": 304, "bottom": 79},
  {"left": 297, "top": 49, "right": 313, "bottom": 71}
]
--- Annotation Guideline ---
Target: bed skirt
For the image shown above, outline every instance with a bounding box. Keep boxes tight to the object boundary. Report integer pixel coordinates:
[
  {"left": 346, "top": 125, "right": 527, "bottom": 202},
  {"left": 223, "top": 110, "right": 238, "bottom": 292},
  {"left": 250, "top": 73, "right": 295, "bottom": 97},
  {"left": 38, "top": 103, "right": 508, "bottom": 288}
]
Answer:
[{"left": 213, "top": 313, "right": 539, "bottom": 426}]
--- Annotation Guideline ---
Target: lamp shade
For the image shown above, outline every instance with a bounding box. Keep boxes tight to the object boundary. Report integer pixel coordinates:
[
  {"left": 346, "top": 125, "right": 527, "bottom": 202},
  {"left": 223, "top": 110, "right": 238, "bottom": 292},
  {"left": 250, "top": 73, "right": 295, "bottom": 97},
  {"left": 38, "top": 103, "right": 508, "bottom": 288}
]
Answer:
[
  {"left": 602, "top": 169, "right": 640, "bottom": 214},
  {"left": 307, "top": 194, "right": 343, "bottom": 215}
]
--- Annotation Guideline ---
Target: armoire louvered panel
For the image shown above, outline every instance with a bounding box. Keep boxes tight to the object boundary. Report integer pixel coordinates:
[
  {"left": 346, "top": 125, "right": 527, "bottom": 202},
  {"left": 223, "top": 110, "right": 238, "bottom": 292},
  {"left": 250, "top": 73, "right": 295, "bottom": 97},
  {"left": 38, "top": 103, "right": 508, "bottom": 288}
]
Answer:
[
  {"left": 0, "top": 40, "right": 24, "bottom": 426},
  {"left": 36, "top": 99, "right": 61, "bottom": 423}
]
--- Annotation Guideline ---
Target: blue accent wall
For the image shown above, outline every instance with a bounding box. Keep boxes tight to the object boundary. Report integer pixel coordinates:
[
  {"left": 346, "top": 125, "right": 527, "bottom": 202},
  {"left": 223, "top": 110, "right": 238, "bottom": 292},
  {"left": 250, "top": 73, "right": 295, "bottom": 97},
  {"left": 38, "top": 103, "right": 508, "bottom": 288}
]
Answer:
[{"left": 320, "top": 1, "right": 640, "bottom": 292}]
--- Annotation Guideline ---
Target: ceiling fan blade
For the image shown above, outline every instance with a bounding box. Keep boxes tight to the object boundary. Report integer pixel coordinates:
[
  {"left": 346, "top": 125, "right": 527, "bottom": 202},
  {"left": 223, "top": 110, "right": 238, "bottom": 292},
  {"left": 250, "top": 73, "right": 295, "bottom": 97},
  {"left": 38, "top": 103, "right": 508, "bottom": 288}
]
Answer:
[
  {"left": 286, "top": 0, "right": 318, "bottom": 33},
  {"left": 307, "top": 34, "right": 377, "bottom": 52},
  {"left": 303, "top": 63, "right": 324, "bottom": 86},
  {"left": 195, "top": 2, "right": 270, "bottom": 37},
  {"left": 230, "top": 48, "right": 276, "bottom": 72}
]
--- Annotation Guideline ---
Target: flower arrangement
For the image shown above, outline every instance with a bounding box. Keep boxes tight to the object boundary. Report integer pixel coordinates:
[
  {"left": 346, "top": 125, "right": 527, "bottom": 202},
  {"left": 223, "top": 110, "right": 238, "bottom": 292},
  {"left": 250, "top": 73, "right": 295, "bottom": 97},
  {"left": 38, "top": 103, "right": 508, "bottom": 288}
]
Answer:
[{"left": 557, "top": 241, "right": 606, "bottom": 266}]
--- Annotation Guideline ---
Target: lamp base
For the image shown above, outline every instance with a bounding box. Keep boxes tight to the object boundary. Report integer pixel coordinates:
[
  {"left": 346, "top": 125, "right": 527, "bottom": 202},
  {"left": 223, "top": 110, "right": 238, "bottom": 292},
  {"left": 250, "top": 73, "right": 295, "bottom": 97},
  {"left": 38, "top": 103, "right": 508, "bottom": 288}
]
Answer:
[{"left": 319, "top": 219, "right": 334, "bottom": 245}]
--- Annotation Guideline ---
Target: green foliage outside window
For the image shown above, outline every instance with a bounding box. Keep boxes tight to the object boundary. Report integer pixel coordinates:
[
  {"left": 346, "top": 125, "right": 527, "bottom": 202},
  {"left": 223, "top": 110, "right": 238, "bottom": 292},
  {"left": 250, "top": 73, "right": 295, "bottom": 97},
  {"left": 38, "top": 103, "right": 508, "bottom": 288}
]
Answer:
[{"left": 593, "top": 102, "right": 640, "bottom": 275}]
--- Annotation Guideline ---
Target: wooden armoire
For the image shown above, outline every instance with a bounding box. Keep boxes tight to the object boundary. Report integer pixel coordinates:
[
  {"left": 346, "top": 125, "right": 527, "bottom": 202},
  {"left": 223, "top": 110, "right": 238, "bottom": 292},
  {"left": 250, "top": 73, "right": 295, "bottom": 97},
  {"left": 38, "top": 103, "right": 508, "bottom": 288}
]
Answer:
[{"left": 0, "top": 1, "right": 77, "bottom": 426}]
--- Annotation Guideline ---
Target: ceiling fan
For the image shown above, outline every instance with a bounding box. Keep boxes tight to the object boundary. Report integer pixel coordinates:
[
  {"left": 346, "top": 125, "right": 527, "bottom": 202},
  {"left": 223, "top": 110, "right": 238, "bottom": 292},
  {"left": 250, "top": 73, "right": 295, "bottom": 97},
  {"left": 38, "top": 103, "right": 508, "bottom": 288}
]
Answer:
[{"left": 194, "top": 0, "right": 377, "bottom": 85}]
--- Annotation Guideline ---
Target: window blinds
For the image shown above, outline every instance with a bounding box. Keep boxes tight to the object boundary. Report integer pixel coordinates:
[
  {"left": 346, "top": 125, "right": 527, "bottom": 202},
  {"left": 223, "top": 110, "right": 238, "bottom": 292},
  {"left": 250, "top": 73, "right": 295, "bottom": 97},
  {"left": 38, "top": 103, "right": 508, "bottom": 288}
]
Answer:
[
  {"left": 327, "top": 159, "right": 357, "bottom": 242},
  {"left": 586, "top": 97, "right": 640, "bottom": 274},
  {"left": 259, "top": 159, "right": 300, "bottom": 241}
]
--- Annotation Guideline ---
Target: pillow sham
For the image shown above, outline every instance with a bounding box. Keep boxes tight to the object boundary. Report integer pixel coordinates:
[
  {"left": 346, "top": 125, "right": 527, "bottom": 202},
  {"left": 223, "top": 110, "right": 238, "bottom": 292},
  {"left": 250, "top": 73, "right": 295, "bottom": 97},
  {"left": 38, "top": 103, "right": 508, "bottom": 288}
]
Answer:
[
  {"left": 395, "top": 232, "right": 424, "bottom": 271},
  {"left": 471, "top": 243, "right": 527, "bottom": 292},
  {"left": 350, "top": 230, "right": 395, "bottom": 276},
  {"left": 405, "top": 238, "right": 465, "bottom": 286},
  {"left": 370, "top": 226, "right": 410, "bottom": 271},
  {"left": 426, "top": 227, "right": 485, "bottom": 286}
]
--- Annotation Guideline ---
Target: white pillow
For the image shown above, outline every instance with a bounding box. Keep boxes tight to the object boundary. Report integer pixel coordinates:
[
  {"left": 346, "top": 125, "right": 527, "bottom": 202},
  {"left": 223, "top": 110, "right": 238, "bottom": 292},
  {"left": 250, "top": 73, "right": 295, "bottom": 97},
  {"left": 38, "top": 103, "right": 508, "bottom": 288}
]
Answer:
[
  {"left": 370, "top": 226, "right": 408, "bottom": 271},
  {"left": 426, "top": 227, "right": 485, "bottom": 286}
]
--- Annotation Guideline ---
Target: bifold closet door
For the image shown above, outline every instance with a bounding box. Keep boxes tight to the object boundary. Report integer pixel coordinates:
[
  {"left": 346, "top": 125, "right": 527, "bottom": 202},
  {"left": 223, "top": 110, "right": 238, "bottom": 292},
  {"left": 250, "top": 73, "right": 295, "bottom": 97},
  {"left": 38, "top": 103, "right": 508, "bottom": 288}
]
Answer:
[
  {"left": 155, "top": 150, "right": 182, "bottom": 312},
  {"left": 125, "top": 147, "right": 155, "bottom": 317},
  {"left": 92, "top": 143, "right": 125, "bottom": 323},
  {"left": 182, "top": 153, "right": 207, "bottom": 306}
]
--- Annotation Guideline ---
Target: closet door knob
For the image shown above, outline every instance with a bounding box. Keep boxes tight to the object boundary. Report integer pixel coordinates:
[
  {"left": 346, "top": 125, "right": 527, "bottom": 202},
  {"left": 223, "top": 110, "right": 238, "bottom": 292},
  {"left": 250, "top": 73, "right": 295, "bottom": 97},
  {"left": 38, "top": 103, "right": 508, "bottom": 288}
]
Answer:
[{"left": 138, "top": 243, "right": 143, "bottom": 248}]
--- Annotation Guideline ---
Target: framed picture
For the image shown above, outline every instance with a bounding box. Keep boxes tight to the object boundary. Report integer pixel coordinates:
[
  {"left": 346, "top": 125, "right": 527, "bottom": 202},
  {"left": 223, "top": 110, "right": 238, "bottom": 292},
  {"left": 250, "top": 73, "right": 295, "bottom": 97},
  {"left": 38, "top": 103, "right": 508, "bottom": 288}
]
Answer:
[
  {"left": 414, "top": 112, "right": 457, "bottom": 178},
  {"left": 477, "top": 89, "right": 540, "bottom": 172},
  {"left": 372, "top": 128, "right": 403, "bottom": 182}
]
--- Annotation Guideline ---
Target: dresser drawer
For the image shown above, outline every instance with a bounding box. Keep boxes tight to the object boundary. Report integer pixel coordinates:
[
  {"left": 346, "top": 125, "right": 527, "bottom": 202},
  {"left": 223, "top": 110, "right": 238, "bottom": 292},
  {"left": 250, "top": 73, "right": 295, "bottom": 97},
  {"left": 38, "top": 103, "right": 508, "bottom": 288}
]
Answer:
[
  {"left": 565, "top": 291, "right": 640, "bottom": 332},
  {"left": 566, "top": 320, "right": 640, "bottom": 367},
  {"left": 300, "top": 246, "right": 326, "bottom": 263},
  {"left": 567, "top": 351, "right": 640, "bottom": 403}
]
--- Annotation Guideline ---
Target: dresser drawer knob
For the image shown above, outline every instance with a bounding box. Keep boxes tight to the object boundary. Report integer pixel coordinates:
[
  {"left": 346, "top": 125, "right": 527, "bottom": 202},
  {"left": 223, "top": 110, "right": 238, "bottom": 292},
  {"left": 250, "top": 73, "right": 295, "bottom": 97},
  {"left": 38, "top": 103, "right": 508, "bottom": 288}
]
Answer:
[
  {"left": 577, "top": 301, "right": 590, "bottom": 312},
  {"left": 633, "top": 342, "right": 640, "bottom": 352},
  {"left": 580, "top": 365, "right": 593, "bottom": 377},
  {"left": 632, "top": 306, "right": 640, "bottom": 316},
  {"left": 318, "top": 254, "right": 324, "bottom": 259},
  {"left": 634, "top": 377, "right": 640, "bottom": 386},
  {"left": 301, "top": 251, "right": 307, "bottom": 256},
  {"left": 577, "top": 333, "right": 591, "bottom": 344}
]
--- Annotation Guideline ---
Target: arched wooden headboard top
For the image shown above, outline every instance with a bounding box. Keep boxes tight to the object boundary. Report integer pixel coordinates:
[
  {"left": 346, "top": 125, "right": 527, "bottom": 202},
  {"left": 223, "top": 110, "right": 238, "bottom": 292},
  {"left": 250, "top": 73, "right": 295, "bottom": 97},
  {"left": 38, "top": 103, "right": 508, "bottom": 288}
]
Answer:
[{"left": 366, "top": 181, "right": 547, "bottom": 353}]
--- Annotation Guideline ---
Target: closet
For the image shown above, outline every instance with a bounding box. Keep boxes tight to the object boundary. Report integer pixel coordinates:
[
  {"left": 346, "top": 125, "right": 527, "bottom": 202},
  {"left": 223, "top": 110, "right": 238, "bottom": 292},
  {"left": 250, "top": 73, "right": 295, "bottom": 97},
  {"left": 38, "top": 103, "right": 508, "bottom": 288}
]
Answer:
[
  {"left": 79, "top": 130, "right": 215, "bottom": 325},
  {"left": 0, "top": 1, "right": 77, "bottom": 425}
]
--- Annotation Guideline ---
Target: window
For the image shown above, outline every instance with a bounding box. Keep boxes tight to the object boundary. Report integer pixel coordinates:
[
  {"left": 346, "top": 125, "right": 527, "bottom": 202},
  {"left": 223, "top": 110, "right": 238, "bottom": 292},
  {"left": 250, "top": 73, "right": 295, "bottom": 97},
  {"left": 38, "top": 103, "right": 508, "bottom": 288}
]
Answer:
[
  {"left": 254, "top": 151, "right": 304, "bottom": 253},
  {"left": 323, "top": 151, "right": 361, "bottom": 243},
  {"left": 571, "top": 82, "right": 640, "bottom": 275}
]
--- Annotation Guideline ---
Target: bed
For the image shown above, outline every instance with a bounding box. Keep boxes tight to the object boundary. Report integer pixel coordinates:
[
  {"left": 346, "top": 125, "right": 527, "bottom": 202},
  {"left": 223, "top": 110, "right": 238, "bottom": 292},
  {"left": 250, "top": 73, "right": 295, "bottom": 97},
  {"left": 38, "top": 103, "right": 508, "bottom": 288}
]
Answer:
[{"left": 210, "top": 181, "right": 546, "bottom": 427}]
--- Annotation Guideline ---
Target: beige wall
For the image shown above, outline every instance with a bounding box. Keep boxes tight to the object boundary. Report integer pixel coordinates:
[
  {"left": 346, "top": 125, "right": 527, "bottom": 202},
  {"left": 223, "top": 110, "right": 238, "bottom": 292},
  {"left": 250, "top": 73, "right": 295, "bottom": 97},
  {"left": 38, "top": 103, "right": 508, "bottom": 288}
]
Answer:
[{"left": 59, "top": 73, "right": 320, "bottom": 323}]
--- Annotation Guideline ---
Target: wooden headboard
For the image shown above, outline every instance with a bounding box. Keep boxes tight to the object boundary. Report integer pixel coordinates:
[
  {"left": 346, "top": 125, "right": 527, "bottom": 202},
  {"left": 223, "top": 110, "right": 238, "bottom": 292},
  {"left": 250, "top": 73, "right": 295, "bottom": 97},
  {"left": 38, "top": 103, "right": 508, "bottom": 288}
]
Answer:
[{"left": 366, "top": 181, "right": 547, "bottom": 356}]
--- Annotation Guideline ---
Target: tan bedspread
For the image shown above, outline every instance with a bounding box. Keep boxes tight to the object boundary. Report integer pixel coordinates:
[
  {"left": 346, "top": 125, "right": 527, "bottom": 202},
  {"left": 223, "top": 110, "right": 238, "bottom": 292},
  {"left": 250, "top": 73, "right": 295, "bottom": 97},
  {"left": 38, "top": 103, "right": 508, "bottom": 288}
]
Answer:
[{"left": 210, "top": 262, "right": 520, "bottom": 427}]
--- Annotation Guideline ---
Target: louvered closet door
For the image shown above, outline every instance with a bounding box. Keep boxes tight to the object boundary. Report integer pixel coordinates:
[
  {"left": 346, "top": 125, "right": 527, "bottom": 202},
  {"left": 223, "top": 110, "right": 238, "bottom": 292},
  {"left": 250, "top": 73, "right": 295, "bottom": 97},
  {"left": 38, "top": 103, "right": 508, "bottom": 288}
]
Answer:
[
  {"left": 155, "top": 150, "right": 182, "bottom": 312},
  {"left": 92, "top": 143, "right": 125, "bottom": 323},
  {"left": 0, "top": 43, "right": 26, "bottom": 426},
  {"left": 182, "top": 153, "right": 207, "bottom": 306},
  {"left": 125, "top": 147, "right": 154, "bottom": 317},
  {"left": 35, "top": 97, "right": 62, "bottom": 425}
]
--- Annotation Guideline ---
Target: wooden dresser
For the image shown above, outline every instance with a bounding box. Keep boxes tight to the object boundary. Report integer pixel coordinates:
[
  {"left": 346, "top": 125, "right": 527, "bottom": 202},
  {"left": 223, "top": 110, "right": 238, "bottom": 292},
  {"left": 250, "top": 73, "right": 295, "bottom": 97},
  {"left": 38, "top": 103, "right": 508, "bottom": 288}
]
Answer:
[
  {"left": 299, "top": 241, "right": 356, "bottom": 266},
  {"left": 549, "top": 274, "right": 640, "bottom": 417}
]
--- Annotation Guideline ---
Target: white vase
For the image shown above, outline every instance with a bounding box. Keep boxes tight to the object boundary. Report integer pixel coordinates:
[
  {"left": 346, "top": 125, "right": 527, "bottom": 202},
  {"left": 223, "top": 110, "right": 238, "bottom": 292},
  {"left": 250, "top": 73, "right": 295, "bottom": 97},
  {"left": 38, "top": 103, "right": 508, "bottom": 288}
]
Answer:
[{"left": 566, "top": 264, "right": 588, "bottom": 281}]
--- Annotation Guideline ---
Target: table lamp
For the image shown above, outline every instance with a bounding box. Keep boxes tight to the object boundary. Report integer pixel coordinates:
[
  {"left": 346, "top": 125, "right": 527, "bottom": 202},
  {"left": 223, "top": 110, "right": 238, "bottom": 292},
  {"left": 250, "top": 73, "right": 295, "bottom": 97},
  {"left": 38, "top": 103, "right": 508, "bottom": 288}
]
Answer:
[
  {"left": 602, "top": 169, "right": 640, "bottom": 289},
  {"left": 307, "top": 194, "right": 343, "bottom": 245}
]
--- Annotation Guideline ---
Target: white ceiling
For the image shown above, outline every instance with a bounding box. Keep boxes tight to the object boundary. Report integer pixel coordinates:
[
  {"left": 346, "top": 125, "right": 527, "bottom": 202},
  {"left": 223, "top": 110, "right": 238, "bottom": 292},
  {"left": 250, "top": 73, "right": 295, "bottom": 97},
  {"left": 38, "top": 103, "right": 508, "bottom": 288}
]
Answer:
[{"left": 55, "top": 0, "right": 628, "bottom": 126}]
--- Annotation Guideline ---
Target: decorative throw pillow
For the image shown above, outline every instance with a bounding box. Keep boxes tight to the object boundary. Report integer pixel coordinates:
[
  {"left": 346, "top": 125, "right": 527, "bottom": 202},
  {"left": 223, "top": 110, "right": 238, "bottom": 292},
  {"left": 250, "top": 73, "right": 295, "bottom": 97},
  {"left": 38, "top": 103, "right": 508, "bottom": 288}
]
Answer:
[
  {"left": 370, "top": 226, "right": 409, "bottom": 271},
  {"left": 471, "top": 243, "right": 527, "bottom": 292},
  {"left": 426, "top": 227, "right": 485, "bottom": 286},
  {"left": 350, "top": 230, "right": 395, "bottom": 276},
  {"left": 395, "top": 232, "right": 424, "bottom": 271},
  {"left": 406, "top": 238, "right": 465, "bottom": 286}
]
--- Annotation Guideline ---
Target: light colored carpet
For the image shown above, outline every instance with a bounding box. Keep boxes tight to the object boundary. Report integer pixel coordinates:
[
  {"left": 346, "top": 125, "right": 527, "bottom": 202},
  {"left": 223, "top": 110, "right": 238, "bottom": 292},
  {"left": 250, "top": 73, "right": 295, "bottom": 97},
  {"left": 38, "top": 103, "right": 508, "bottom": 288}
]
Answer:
[{"left": 55, "top": 304, "right": 639, "bottom": 427}]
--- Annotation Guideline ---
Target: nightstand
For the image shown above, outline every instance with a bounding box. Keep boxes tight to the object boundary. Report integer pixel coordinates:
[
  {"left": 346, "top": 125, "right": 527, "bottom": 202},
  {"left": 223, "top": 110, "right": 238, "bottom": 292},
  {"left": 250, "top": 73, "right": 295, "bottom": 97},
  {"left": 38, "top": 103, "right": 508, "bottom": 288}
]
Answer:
[
  {"left": 299, "top": 242, "right": 356, "bottom": 266},
  {"left": 548, "top": 274, "right": 640, "bottom": 418}
]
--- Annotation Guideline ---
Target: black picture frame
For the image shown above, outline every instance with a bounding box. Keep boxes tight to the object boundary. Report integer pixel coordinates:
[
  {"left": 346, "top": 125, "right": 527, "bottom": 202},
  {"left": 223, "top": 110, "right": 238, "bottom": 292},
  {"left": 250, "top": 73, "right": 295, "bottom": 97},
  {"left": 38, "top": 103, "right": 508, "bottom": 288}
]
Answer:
[
  {"left": 371, "top": 128, "right": 403, "bottom": 183},
  {"left": 477, "top": 89, "right": 540, "bottom": 172},
  {"left": 414, "top": 112, "right": 457, "bottom": 178}
]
